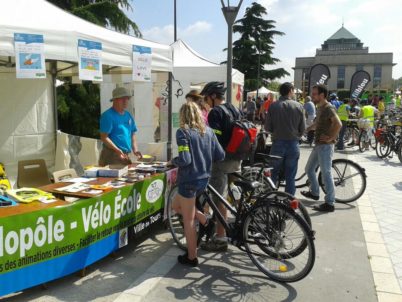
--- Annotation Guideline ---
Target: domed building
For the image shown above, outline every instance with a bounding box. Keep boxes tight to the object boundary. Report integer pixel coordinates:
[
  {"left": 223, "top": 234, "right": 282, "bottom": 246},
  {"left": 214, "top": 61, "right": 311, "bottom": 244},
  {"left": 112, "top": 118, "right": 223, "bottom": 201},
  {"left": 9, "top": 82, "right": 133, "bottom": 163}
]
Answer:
[{"left": 294, "top": 26, "right": 396, "bottom": 94}]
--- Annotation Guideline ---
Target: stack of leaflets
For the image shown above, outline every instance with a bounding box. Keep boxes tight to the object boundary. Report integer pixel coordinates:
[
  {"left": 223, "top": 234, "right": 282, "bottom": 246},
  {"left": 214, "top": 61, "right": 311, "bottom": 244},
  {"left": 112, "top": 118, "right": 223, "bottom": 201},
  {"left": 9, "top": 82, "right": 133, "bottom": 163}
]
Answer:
[
  {"left": 7, "top": 188, "right": 56, "bottom": 203},
  {"left": 55, "top": 183, "right": 90, "bottom": 193}
]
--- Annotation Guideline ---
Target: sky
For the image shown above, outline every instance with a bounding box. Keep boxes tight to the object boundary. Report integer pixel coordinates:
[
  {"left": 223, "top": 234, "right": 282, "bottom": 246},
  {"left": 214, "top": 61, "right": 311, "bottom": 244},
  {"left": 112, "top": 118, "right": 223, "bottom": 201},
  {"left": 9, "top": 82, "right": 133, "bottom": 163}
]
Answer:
[{"left": 128, "top": 0, "right": 401, "bottom": 83}]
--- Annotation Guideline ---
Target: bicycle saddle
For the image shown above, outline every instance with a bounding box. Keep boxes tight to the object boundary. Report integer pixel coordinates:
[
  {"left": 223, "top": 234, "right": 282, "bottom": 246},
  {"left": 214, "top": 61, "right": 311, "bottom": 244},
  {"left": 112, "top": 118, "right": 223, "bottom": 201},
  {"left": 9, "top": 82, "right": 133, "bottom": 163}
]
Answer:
[
  {"left": 256, "top": 153, "right": 282, "bottom": 161},
  {"left": 233, "top": 180, "right": 261, "bottom": 192}
]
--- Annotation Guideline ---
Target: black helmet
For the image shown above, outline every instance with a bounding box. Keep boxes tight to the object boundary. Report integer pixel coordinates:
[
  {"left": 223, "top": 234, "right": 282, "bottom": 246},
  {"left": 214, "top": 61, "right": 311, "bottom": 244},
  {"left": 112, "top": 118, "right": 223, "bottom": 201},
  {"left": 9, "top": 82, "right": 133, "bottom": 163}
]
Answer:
[{"left": 200, "top": 81, "right": 227, "bottom": 98}]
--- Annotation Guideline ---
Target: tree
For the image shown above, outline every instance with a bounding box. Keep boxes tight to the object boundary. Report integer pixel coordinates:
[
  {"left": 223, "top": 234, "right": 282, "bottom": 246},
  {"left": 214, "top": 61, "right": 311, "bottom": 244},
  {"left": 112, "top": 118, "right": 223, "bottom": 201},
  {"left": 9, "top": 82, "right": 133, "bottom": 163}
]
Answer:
[
  {"left": 47, "top": 0, "right": 141, "bottom": 138},
  {"left": 47, "top": 0, "right": 141, "bottom": 37},
  {"left": 231, "top": 2, "right": 289, "bottom": 92},
  {"left": 57, "top": 81, "right": 101, "bottom": 138}
]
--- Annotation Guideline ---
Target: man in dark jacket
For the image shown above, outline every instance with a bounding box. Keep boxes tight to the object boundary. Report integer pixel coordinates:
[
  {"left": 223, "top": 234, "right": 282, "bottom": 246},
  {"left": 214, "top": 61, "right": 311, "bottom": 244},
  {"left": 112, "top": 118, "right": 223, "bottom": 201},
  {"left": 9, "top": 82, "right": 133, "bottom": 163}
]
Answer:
[{"left": 266, "top": 82, "right": 305, "bottom": 195}]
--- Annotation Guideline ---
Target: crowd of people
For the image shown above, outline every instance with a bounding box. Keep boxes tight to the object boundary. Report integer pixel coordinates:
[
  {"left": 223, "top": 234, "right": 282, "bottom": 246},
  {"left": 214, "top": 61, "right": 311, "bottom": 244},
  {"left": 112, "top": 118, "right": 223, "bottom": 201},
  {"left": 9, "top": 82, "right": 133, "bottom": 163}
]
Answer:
[{"left": 98, "top": 83, "right": 401, "bottom": 268}]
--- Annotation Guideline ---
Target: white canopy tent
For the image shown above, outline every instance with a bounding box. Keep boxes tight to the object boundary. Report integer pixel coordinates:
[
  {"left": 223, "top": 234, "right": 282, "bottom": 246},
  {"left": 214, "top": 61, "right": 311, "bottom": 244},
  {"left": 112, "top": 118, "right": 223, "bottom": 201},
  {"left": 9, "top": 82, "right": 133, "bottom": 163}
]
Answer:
[
  {"left": 0, "top": 0, "right": 173, "bottom": 184},
  {"left": 247, "top": 87, "right": 278, "bottom": 98},
  {"left": 0, "top": 0, "right": 172, "bottom": 71},
  {"left": 168, "top": 39, "right": 244, "bottom": 155}
]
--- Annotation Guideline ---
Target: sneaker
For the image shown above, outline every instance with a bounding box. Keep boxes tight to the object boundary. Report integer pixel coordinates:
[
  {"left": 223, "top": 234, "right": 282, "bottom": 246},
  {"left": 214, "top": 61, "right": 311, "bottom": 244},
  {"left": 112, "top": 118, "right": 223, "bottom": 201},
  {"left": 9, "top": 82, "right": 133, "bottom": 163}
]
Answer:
[
  {"left": 300, "top": 191, "right": 319, "bottom": 201},
  {"left": 313, "top": 203, "right": 335, "bottom": 212},
  {"left": 178, "top": 253, "right": 198, "bottom": 267},
  {"left": 200, "top": 237, "right": 228, "bottom": 252},
  {"left": 347, "top": 141, "right": 355, "bottom": 146}
]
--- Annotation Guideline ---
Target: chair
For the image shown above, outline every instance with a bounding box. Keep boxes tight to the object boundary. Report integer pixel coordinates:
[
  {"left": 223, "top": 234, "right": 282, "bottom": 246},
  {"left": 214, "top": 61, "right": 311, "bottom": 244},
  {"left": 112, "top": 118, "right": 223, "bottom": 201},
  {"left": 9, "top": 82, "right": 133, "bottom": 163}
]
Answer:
[
  {"left": 53, "top": 169, "right": 78, "bottom": 183},
  {"left": 17, "top": 159, "right": 51, "bottom": 188}
]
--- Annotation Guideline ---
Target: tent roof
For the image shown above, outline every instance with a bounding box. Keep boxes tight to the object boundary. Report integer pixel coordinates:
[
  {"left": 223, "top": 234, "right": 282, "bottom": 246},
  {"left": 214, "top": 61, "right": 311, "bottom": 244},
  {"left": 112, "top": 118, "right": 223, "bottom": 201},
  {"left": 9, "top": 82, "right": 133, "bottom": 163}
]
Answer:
[
  {"left": 0, "top": 0, "right": 172, "bottom": 72},
  {"left": 171, "top": 39, "right": 219, "bottom": 67},
  {"left": 171, "top": 39, "right": 244, "bottom": 85},
  {"left": 248, "top": 87, "right": 278, "bottom": 95}
]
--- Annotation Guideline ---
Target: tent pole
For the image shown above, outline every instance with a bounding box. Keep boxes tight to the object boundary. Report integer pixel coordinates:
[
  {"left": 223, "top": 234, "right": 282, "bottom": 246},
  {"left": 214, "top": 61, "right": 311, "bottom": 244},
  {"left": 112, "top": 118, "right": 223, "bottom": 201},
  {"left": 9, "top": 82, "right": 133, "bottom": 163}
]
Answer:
[
  {"left": 50, "top": 61, "right": 59, "bottom": 132},
  {"left": 167, "top": 72, "right": 173, "bottom": 161}
]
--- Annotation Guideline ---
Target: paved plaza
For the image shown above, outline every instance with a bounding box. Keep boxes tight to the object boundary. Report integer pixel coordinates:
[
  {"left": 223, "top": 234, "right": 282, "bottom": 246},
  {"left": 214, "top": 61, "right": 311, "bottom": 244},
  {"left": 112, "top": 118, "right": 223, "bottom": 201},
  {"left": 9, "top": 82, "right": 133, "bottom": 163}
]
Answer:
[{"left": 2, "top": 145, "right": 402, "bottom": 302}]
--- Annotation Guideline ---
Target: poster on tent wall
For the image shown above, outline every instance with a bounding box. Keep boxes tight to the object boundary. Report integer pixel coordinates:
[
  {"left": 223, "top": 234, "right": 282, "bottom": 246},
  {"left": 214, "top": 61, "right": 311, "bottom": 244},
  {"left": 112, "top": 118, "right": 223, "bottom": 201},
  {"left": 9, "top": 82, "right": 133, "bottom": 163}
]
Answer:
[
  {"left": 78, "top": 39, "right": 103, "bottom": 81},
  {"left": 14, "top": 33, "right": 46, "bottom": 79},
  {"left": 132, "top": 45, "right": 152, "bottom": 82}
]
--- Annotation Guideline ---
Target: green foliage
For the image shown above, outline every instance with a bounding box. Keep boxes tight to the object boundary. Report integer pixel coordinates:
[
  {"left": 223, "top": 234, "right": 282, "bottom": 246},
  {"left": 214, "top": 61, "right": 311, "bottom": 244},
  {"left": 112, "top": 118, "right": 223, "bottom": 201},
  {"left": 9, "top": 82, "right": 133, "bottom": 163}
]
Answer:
[
  {"left": 393, "top": 77, "right": 402, "bottom": 90},
  {"left": 267, "top": 81, "right": 280, "bottom": 92},
  {"left": 47, "top": 0, "right": 141, "bottom": 138},
  {"left": 47, "top": 0, "right": 141, "bottom": 37},
  {"left": 57, "top": 81, "right": 101, "bottom": 138},
  {"left": 230, "top": 2, "right": 289, "bottom": 92}
]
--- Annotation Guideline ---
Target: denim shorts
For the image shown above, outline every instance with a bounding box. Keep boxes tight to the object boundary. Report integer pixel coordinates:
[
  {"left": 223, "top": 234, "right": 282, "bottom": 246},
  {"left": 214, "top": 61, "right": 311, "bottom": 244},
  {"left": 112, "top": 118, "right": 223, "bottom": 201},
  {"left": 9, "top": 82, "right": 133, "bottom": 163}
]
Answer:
[{"left": 178, "top": 178, "right": 209, "bottom": 198}]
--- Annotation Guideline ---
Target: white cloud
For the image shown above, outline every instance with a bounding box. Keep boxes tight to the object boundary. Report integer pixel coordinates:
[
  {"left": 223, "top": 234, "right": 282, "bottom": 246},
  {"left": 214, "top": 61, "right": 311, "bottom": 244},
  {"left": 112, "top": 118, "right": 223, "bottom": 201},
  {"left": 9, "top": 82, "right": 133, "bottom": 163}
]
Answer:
[
  {"left": 257, "top": 0, "right": 279, "bottom": 9},
  {"left": 142, "top": 21, "right": 212, "bottom": 45},
  {"left": 182, "top": 21, "right": 212, "bottom": 36}
]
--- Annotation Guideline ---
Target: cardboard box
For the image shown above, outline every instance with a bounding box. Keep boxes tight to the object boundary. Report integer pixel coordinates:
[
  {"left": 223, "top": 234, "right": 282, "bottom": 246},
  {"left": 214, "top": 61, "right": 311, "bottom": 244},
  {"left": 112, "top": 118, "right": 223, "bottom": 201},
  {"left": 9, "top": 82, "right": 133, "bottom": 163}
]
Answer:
[{"left": 84, "top": 167, "right": 102, "bottom": 178}]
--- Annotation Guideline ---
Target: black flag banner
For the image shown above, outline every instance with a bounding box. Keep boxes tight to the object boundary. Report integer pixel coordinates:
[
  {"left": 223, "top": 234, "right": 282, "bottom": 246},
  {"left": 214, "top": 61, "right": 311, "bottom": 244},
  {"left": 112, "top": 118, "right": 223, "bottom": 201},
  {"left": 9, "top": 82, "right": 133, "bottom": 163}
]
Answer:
[
  {"left": 308, "top": 64, "right": 331, "bottom": 95},
  {"left": 350, "top": 70, "right": 371, "bottom": 99}
]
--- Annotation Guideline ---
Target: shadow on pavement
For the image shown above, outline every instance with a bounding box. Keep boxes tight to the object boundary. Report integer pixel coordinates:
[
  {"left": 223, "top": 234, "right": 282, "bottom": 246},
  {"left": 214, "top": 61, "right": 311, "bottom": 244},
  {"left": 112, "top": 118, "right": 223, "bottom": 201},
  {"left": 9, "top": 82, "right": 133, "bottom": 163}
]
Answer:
[
  {"left": 2, "top": 223, "right": 171, "bottom": 302},
  {"left": 364, "top": 155, "right": 402, "bottom": 167},
  {"left": 164, "top": 249, "right": 298, "bottom": 302}
]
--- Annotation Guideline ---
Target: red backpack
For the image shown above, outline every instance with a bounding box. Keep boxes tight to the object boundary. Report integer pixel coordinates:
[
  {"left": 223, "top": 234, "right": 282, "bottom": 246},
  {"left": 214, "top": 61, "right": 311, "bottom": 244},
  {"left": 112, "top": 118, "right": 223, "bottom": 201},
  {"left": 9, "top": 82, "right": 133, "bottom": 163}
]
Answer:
[{"left": 219, "top": 105, "right": 258, "bottom": 160}]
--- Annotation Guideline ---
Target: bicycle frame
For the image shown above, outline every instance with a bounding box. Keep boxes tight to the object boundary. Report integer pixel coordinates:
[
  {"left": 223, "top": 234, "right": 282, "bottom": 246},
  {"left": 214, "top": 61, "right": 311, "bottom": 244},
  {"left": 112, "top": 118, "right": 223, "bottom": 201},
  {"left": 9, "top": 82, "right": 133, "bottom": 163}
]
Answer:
[{"left": 203, "top": 184, "right": 243, "bottom": 237}]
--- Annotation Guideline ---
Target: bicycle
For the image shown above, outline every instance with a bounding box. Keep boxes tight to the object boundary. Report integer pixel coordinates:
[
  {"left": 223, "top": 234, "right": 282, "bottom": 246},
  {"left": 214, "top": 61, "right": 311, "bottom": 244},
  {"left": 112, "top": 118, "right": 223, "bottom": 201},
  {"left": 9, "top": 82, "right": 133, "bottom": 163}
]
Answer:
[
  {"left": 242, "top": 153, "right": 367, "bottom": 204},
  {"left": 358, "top": 126, "right": 376, "bottom": 153},
  {"left": 167, "top": 170, "right": 311, "bottom": 247},
  {"left": 375, "top": 125, "right": 402, "bottom": 162},
  {"left": 343, "top": 119, "right": 360, "bottom": 146},
  {"left": 167, "top": 178, "right": 316, "bottom": 283}
]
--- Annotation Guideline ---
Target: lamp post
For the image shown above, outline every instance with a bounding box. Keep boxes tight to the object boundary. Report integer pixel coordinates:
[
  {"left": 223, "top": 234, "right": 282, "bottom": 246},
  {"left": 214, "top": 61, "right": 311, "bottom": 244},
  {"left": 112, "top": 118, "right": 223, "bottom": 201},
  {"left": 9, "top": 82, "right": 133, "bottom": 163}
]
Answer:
[
  {"left": 221, "top": 0, "right": 243, "bottom": 104},
  {"left": 256, "top": 38, "right": 261, "bottom": 101}
]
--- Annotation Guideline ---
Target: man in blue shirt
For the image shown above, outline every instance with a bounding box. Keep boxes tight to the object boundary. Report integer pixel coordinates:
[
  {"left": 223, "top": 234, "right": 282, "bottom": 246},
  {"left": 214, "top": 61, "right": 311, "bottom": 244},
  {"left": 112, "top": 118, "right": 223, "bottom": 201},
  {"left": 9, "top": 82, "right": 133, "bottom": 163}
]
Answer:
[{"left": 99, "top": 87, "right": 142, "bottom": 166}]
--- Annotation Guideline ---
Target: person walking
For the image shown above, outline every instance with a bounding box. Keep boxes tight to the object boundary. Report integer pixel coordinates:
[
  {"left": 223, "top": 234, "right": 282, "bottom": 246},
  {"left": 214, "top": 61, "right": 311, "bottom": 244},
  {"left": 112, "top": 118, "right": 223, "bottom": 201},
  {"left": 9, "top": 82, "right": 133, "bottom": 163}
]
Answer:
[
  {"left": 171, "top": 101, "right": 225, "bottom": 267},
  {"left": 302, "top": 84, "right": 342, "bottom": 212},
  {"left": 335, "top": 98, "right": 350, "bottom": 151},
  {"left": 266, "top": 82, "right": 305, "bottom": 196},
  {"left": 245, "top": 96, "right": 257, "bottom": 123},
  {"left": 303, "top": 96, "right": 316, "bottom": 145},
  {"left": 200, "top": 81, "right": 243, "bottom": 252}
]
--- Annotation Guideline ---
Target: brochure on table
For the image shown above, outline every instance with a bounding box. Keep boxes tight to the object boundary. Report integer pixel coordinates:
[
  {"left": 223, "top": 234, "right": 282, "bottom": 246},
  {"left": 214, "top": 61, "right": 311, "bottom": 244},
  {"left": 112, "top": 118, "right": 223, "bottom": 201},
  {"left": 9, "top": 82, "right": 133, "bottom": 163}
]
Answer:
[
  {"left": 14, "top": 33, "right": 46, "bottom": 79},
  {"left": 78, "top": 39, "right": 102, "bottom": 81}
]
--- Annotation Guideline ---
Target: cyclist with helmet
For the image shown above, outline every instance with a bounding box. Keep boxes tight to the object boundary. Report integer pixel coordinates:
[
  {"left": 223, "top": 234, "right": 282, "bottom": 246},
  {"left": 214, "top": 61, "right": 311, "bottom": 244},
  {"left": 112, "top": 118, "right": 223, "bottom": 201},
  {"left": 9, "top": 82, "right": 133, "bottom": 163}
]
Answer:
[
  {"left": 329, "top": 93, "right": 341, "bottom": 109},
  {"left": 347, "top": 98, "right": 360, "bottom": 147},
  {"left": 335, "top": 98, "right": 350, "bottom": 150},
  {"left": 200, "top": 81, "right": 242, "bottom": 252},
  {"left": 358, "top": 100, "right": 379, "bottom": 149}
]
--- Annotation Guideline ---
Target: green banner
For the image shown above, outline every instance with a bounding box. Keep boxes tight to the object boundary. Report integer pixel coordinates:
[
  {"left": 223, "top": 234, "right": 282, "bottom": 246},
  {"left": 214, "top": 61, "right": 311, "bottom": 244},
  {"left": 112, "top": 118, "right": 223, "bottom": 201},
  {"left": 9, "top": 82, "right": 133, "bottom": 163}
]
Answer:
[{"left": 0, "top": 174, "right": 166, "bottom": 275}]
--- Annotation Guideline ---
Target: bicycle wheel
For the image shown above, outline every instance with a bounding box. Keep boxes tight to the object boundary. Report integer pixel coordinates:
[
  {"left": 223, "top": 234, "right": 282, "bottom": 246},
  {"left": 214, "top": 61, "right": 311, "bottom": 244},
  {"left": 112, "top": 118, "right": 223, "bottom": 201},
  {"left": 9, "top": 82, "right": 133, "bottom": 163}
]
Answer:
[
  {"left": 258, "top": 191, "right": 311, "bottom": 227},
  {"left": 376, "top": 136, "right": 390, "bottom": 159},
  {"left": 318, "top": 159, "right": 367, "bottom": 203},
  {"left": 166, "top": 185, "right": 187, "bottom": 251},
  {"left": 369, "top": 129, "right": 377, "bottom": 149},
  {"left": 397, "top": 142, "right": 402, "bottom": 164},
  {"left": 243, "top": 202, "right": 315, "bottom": 282},
  {"left": 358, "top": 131, "right": 368, "bottom": 152},
  {"left": 343, "top": 127, "right": 352, "bottom": 143},
  {"left": 242, "top": 165, "right": 274, "bottom": 194}
]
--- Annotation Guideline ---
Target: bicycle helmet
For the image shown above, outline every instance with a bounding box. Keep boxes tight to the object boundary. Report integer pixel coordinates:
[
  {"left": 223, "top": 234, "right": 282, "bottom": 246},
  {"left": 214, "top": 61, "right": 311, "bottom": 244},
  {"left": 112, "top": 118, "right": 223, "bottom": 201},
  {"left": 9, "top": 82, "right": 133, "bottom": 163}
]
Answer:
[{"left": 200, "top": 81, "right": 227, "bottom": 98}]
